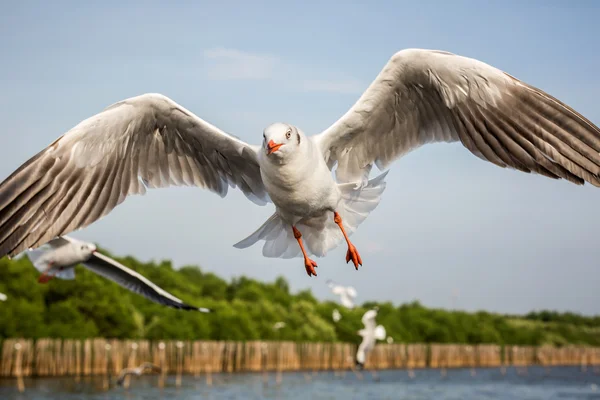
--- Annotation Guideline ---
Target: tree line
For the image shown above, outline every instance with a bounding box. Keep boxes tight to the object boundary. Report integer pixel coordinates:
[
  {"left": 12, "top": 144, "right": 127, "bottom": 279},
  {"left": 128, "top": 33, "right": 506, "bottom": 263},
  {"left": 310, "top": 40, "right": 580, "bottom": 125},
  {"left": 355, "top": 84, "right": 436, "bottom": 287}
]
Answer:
[{"left": 0, "top": 248, "right": 599, "bottom": 346}]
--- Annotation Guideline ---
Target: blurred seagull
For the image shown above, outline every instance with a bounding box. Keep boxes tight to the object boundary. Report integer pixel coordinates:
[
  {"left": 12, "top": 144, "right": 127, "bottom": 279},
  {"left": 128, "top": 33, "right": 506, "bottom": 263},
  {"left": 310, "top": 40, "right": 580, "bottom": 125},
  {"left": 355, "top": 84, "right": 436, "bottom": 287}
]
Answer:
[
  {"left": 116, "top": 362, "right": 162, "bottom": 386},
  {"left": 273, "top": 321, "right": 286, "bottom": 330},
  {"left": 332, "top": 309, "right": 342, "bottom": 322},
  {"left": 26, "top": 235, "right": 211, "bottom": 312},
  {"left": 355, "top": 307, "right": 386, "bottom": 369},
  {"left": 0, "top": 293, "right": 6, "bottom": 301},
  {"left": 327, "top": 280, "right": 357, "bottom": 309}
]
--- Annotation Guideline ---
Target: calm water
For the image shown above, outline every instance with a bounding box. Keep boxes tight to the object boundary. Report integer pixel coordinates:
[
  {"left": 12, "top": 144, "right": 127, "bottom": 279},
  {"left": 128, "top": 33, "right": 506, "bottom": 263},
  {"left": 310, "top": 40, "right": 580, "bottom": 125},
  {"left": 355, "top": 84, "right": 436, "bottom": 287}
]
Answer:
[{"left": 1, "top": 367, "right": 599, "bottom": 400}]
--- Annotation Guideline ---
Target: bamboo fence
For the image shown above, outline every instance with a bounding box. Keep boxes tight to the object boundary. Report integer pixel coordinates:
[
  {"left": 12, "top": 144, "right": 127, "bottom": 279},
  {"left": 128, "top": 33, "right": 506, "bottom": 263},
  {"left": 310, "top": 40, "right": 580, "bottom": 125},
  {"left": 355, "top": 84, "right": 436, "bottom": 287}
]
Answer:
[{"left": 1, "top": 339, "right": 599, "bottom": 378}]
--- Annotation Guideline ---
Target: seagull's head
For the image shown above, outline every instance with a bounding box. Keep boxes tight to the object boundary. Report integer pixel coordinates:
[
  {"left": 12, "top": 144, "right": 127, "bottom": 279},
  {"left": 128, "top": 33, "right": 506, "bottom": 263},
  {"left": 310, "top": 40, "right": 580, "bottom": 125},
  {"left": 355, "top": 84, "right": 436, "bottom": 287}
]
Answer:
[
  {"left": 262, "top": 123, "right": 303, "bottom": 159},
  {"left": 77, "top": 243, "right": 97, "bottom": 258}
]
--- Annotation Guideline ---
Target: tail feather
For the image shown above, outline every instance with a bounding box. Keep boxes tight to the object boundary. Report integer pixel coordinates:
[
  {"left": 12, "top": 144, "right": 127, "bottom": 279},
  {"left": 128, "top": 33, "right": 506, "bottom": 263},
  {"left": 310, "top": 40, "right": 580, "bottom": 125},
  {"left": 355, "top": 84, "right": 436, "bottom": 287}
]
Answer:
[
  {"left": 263, "top": 227, "right": 301, "bottom": 259},
  {"left": 233, "top": 171, "right": 389, "bottom": 258},
  {"left": 54, "top": 268, "right": 76, "bottom": 280},
  {"left": 303, "top": 170, "right": 389, "bottom": 257},
  {"left": 25, "top": 248, "right": 51, "bottom": 273},
  {"left": 336, "top": 170, "right": 389, "bottom": 235},
  {"left": 233, "top": 214, "right": 302, "bottom": 259},
  {"left": 232, "top": 213, "right": 280, "bottom": 249}
]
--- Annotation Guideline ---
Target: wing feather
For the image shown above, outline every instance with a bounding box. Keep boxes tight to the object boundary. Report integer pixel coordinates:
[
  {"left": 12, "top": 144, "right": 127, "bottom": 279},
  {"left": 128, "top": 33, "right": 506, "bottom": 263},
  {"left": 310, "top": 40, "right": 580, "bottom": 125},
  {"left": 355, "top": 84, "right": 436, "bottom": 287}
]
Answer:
[
  {"left": 315, "top": 49, "right": 600, "bottom": 186},
  {"left": 84, "top": 251, "right": 208, "bottom": 311},
  {"left": 0, "top": 93, "right": 269, "bottom": 257}
]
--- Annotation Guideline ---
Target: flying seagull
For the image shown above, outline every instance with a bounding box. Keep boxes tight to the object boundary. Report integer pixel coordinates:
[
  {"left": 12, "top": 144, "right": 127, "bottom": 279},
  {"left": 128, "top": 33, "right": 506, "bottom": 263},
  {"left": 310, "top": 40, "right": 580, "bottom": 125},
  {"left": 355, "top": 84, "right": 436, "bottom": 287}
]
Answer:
[
  {"left": 116, "top": 362, "right": 162, "bottom": 386},
  {"left": 0, "top": 49, "right": 598, "bottom": 277},
  {"left": 327, "top": 279, "right": 357, "bottom": 309},
  {"left": 25, "top": 235, "right": 211, "bottom": 312},
  {"left": 332, "top": 308, "right": 342, "bottom": 322},
  {"left": 355, "top": 307, "right": 386, "bottom": 369},
  {"left": 273, "top": 321, "right": 286, "bottom": 330}
]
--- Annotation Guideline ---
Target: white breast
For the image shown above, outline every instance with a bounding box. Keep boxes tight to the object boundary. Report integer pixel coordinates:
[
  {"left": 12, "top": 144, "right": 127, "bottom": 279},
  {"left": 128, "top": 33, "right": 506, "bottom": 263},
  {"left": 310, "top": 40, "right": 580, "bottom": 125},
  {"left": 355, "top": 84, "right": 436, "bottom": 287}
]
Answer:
[
  {"left": 51, "top": 245, "right": 89, "bottom": 267},
  {"left": 259, "top": 139, "right": 340, "bottom": 222}
]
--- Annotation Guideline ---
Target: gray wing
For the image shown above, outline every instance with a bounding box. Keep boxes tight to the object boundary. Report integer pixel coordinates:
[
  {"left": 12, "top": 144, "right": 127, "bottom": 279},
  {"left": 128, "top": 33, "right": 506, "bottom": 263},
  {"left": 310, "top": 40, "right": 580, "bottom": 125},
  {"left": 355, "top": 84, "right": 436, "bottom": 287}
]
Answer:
[
  {"left": 116, "top": 368, "right": 136, "bottom": 385},
  {"left": 83, "top": 251, "right": 211, "bottom": 312},
  {"left": 45, "top": 236, "right": 73, "bottom": 249},
  {"left": 0, "top": 93, "right": 268, "bottom": 258},
  {"left": 140, "top": 362, "right": 161, "bottom": 373},
  {"left": 314, "top": 49, "right": 600, "bottom": 186}
]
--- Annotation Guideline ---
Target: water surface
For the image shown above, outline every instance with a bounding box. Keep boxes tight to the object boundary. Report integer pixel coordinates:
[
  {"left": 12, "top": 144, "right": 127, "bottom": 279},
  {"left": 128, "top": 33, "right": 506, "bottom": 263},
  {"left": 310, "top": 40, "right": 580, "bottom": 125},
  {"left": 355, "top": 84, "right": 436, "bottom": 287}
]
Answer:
[{"left": 1, "top": 366, "right": 599, "bottom": 399}]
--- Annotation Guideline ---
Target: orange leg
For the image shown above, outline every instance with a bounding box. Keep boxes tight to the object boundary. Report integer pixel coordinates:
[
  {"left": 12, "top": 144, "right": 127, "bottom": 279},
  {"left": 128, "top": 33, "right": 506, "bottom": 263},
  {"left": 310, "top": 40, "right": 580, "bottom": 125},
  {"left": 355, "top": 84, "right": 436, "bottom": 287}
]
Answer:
[
  {"left": 293, "top": 226, "right": 318, "bottom": 277},
  {"left": 333, "top": 212, "right": 362, "bottom": 269},
  {"left": 38, "top": 262, "right": 60, "bottom": 284}
]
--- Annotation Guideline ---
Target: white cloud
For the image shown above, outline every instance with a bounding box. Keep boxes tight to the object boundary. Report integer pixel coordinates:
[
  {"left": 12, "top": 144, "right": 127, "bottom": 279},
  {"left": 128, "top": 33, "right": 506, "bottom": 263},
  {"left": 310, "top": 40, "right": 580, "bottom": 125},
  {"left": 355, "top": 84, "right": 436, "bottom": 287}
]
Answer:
[{"left": 202, "top": 47, "right": 364, "bottom": 94}]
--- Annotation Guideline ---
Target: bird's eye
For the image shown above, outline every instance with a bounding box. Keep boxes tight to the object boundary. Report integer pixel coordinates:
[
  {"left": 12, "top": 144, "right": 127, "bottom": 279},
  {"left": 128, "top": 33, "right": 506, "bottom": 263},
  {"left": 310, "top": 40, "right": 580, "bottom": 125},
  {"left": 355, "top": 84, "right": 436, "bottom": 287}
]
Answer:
[
  {"left": 285, "top": 129, "right": 291, "bottom": 139},
  {"left": 81, "top": 246, "right": 86, "bottom": 251},
  {"left": 263, "top": 134, "right": 266, "bottom": 141}
]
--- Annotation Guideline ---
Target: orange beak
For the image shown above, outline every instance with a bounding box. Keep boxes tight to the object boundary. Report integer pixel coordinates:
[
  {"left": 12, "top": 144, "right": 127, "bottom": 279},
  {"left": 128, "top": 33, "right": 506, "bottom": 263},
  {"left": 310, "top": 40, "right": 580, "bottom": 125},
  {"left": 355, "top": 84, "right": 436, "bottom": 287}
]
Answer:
[{"left": 266, "top": 140, "right": 283, "bottom": 155}]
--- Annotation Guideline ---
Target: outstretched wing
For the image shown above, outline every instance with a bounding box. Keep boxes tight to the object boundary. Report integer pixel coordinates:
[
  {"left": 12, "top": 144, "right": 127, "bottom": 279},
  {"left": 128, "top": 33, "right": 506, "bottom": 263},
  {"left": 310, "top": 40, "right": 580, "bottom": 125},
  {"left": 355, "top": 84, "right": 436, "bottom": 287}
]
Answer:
[
  {"left": 140, "top": 362, "right": 162, "bottom": 373},
  {"left": 346, "top": 286, "right": 357, "bottom": 298},
  {"left": 374, "top": 325, "right": 387, "bottom": 341},
  {"left": 326, "top": 279, "right": 344, "bottom": 294},
  {"left": 325, "top": 279, "right": 337, "bottom": 288},
  {"left": 333, "top": 286, "right": 348, "bottom": 296},
  {"left": 361, "top": 310, "right": 377, "bottom": 331},
  {"left": 83, "top": 250, "right": 211, "bottom": 312},
  {"left": 116, "top": 368, "right": 135, "bottom": 386},
  {"left": 315, "top": 49, "right": 600, "bottom": 186},
  {"left": 0, "top": 93, "right": 269, "bottom": 258},
  {"left": 45, "top": 236, "right": 74, "bottom": 249}
]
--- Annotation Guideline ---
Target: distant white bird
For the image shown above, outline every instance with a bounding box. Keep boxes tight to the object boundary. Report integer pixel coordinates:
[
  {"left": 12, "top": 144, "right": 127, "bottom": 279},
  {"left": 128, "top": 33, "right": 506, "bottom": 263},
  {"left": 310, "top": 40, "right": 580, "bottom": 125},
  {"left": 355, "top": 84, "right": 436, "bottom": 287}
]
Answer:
[
  {"left": 0, "top": 293, "right": 6, "bottom": 301},
  {"left": 386, "top": 336, "right": 394, "bottom": 344},
  {"left": 355, "top": 307, "right": 386, "bottom": 369},
  {"left": 25, "top": 235, "right": 211, "bottom": 312},
  {"left": 116, "top": 362, "right": 161, "bottom": 386},
  {"left": 332, "top": 309, "right": 342, "bottom": 322},
  {"left": 273, "top": 321, "right": 286, "bottom": 330},
  {"left": 327, "top": 280, "right": 357, "bottom": 309},
  {"left": 0, "top": 49, "right": 599, "bottom": 277}
]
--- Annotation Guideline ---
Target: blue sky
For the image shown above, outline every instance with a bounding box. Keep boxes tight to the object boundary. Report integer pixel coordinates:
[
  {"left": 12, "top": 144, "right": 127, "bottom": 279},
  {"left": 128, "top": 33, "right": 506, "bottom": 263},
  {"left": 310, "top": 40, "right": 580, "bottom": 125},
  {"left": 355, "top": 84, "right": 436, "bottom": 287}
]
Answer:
[{"left": 1, "top": 1, "right": 599, "bottom": 315}]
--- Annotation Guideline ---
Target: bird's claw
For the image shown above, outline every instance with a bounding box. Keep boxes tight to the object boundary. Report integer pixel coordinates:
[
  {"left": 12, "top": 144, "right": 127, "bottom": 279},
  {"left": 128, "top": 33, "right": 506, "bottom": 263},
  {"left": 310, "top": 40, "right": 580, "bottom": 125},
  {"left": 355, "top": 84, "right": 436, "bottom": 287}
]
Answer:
[
  {"left": 304, "top": 258, "right": 318, "bottom": 277},
  {"left": 345, "top": 244, "right": 362, "bottom": 269}
]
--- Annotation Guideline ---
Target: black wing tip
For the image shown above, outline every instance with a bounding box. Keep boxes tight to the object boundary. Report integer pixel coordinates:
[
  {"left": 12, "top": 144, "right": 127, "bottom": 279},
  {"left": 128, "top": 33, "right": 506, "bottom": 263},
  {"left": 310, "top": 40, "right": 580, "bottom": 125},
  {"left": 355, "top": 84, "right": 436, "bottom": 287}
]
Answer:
[
  {"left": 355, "top": 360, "right": 364, "bottom": 370},
  {"left": 177, "top": 304, "right": 213, "bottom": 313}
]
